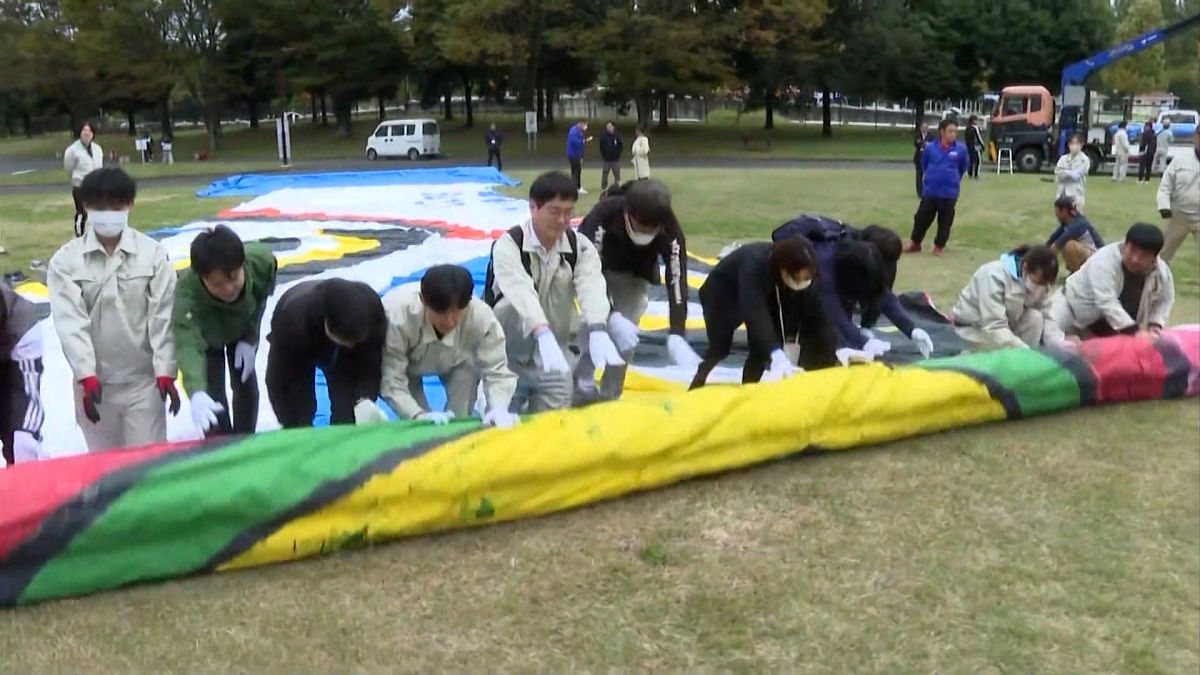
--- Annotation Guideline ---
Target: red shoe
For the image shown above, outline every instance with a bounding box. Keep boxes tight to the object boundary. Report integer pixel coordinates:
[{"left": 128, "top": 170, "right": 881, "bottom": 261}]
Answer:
[
  {"left": 903, "top": 241, "right": 922, "bottom": 254},
  {"left": 933, "top": 246, "right": 944, "bottom": 257}
]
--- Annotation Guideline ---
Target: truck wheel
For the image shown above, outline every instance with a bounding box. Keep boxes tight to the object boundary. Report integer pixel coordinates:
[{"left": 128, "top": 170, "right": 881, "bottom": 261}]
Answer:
[
  {"left": 367, "top": 149, "right": 378, "bottom": 161},
  {"left": 1015, "top": 147, "right": 1043, "bottom": 173},
  {"left": 1084, "top": 147, "right": 1103, "bottom": 174},
  {"left": 408, "top": 148, "right": 420, "bottom": 161}
]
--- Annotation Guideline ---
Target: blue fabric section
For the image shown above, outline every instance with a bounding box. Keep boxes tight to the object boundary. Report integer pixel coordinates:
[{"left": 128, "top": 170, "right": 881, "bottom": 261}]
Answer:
[
  {"left": 196, "top": 167, "right": 520, "bottom": 198},
  {"left": 382, "top": 255, "right": 491, "bottom": 297}
]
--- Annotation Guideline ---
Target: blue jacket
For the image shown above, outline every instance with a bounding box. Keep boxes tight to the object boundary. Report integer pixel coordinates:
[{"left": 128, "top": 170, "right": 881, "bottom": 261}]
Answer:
[
  {"left": 566, "top": 126, "right": 585, "bottom": 159},
  {"left": 771, "top": 215, "right": 916, "bottom": 350},
  {"left": 920, "top": 140, "right": 968, "bottom": 199}
]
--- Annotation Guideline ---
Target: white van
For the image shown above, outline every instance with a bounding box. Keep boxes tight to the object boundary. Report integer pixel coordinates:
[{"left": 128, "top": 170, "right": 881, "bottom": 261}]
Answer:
[{"left": 365, "top": 118, "right": 441, "bottom": 160}]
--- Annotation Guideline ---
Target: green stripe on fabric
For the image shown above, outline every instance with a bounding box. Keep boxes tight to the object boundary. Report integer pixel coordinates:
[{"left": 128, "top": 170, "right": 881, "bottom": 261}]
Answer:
[
  {"left": 919, "top": 349, "right": 1081, "bottom": 417},
  {"left": 19, "top": 420, "right": 478, "bottom": 604}
]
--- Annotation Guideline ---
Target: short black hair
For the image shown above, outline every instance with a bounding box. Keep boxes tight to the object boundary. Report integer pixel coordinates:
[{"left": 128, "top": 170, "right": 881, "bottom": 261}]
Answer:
[
  {"left": 1125, "top": 223, "right": 1165, "bottom": 255},
  {"left": 190, "top": 225, "right": 246, "bottom": 277},
  {"left": 323, "top": 278, "right": 380, "bottom": 345},
  {"left": 1013, "top": 244, "right": 1059, "bottom": 284},
  {"left": 860, "top": 225, "right": 901, "bottom": 289},
  {"left": 938, "top": 118, "right": 957, "bottom": 132},
  {"left": 624, "top": 179, "right": 675, "bottom": 230},
  {"left": 529, "top": 171, "right": 578, "bottom": 206},
  {"left": 968, "top": 115, "right": 978, "bottom": 123},
  {"left": 1068, "top": 133, "right": 1085, "bottom": 144},
  {"left": 420, "top": 264, "right": 474, "bottom": 313},
  {"left": 834, "top": 240, "right": 886, "bottom": 307},
  {"left": 1054, "top": 195, "right": 1077, "bottom": 212},
  {"left": 79, "top": 168, "right": 136, "bottom": 209},
  {"left": 1118, "top": 120, "right": 1128, "bottom": 129},
  {"left": 768, "top": 236, "right": 818, "bottom": 277}
]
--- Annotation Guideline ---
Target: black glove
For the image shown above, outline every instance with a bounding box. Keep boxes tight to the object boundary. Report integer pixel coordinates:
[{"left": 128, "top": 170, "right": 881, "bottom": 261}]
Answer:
[{"left": 1159, "top": 209, "right": 1173, "bottom": 219}]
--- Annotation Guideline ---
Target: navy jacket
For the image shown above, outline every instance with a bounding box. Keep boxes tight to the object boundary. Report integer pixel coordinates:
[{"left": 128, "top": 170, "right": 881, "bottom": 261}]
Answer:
[
  {"left": 771, "top": 215, "right": 916, "bottom": 350},
  {"left": 920, "top": 140, "right": 969, "bottom": 199},
  {"left": 1046, "top": 213, "right": 1105, "bottom": 251}
]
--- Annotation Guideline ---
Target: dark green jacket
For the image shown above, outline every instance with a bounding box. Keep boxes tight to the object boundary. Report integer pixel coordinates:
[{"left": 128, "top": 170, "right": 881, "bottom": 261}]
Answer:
[{"left": 173, "top": 245, "right": 277, "bottom": 394}]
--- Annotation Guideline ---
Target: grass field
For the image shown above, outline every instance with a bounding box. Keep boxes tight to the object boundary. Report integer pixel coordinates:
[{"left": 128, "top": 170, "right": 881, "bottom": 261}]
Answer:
[{"left": 0, "top": 166, "right": 1197, "bottom": 672}]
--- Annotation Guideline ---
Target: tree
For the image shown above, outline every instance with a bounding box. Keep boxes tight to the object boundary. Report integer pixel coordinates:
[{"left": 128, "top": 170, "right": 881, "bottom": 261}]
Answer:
[
  {"left": 166, "top": 0, "right": 232, "bottom": 150},
  {"left": 1106, "top": 0, "right": 1168, "bottom": 105},
  {"left": 972, "top": 0, "right": 1115, "bottom": 92},
  {"left": 808, "top": 0, "right": 872, "bottom": 137},
  {"left": 730, "top": 0, "right": 828, "bottom": 129},
  {"left": 1160, "top": 0, "right": 1200, "bottom": 108}
]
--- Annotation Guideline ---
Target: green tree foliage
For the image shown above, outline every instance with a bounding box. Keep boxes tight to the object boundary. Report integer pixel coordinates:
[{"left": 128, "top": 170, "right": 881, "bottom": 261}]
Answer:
[
  {"left": 730, "top": 0, "right": 828, "bottom": 130},
  {"left": 1104, "top": 0, "right": 1167, "bottom": 99}
]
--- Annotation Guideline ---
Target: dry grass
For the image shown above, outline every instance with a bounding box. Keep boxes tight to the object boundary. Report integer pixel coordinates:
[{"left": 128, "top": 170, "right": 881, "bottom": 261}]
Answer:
[{"left": 1, "top": 166, "right": 1197, "bottom": 672}]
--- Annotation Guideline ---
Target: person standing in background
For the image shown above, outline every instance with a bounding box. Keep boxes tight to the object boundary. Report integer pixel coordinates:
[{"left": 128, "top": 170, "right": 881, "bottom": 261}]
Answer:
[
  {"left": 905, "top": 119, "right": 968, "bottom": 256},
  {"left": 1157, "top": 131, "right": 1200, "bottom": 262},
  {"left": 912, "top": 121, "right": 933, "bottom": 197},
  {"left": 598, "top": 121, "right": 623, "bottom": 192},
  {"left": 485, "top": 123, "right": 503, "bottom": 171},
  {"left": 1137, "top": 116, "right": 1157, "bottom": 183},
  {"left": 1112, "top": 121, "right": 1130, "bottom": 182},
  {"left": 62, "top": 121, "right": 103, "bottom": 238},
  {"left": 566, "top": 120, "right": 591, "bottom": 194},
  {"left": 964, "top": 116, "right": 984, "bottom": 180},
  {"left": 631, "top": 126, "right": 650, "bottom": 180},
  {"left": 1054, "top": 133, "right": 1090, "bottom": 211},
  {"left": 161, "top": 135, "right": 174, "bottom": 165},
  {"left": 1152, "top": 119, "right": 1173, "bottom": 175}
]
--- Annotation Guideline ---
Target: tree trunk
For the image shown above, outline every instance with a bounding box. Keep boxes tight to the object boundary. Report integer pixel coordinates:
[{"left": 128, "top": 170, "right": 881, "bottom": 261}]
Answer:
[
  {"left": 463, "top": 74, "right": 474, "bottom": 128},
  {"left": 657, "top": 93, "right": 669, "bottom": 130},
  {"left": 377, "top": 94, "right": 385, "bottom": 121},
  {"left": 159, "top": 93, "right": 173, "bottom": 138},
  {"left": 320, "top": 93, "right": 328, "bottom": 126},
  {"left": 821, "top": 84, "right": 832, "bottom": 138},
  {"left": 536, "top": 87, "right": 545, "bottom": 122},
  {"left": 545, "top": 88, "right": 555, "bottom": 130},
  {"left": 205, "top": 106, "right": 221, "bottom": 151},
  {"left": 21, "top": 113, "right": 32, "bottom": 137},
  {"left": 310, "top": 94, "right": 318, "bottom": 124},
  {"left": 764, "top": 88, "right": 775, "bottom": 130},
  {"left": 126, "top": 109, "right": 136, "bottom": 136},
  {"left": 521, "top": 4, "right": 545, "bottom": 111},
  {"left": 334, "top": 95, "right": 353, "bottom": 137},
  {"left": 443, "top": 90, "right": 454, "bottom": 121},
  {"left": 248, "top": 99, "right": 260, "bottom": 129},
  {"left": 912, "top": 97, "right": 925, "bottom": 136},
  {"left": 635, "top": 92, "right": 652, "bottom": 128}
]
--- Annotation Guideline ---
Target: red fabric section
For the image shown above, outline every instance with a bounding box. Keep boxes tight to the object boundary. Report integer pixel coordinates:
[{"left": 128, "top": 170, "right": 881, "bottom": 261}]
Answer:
[
  {"left": 0, "top": 441, "right": 200, "bottom": 561},
  {"left": 214, "top": 208, "right": 504, "bottom": 240},
  {"left": 1079, "top": 334, "right": 1166, "bottom": 403}
]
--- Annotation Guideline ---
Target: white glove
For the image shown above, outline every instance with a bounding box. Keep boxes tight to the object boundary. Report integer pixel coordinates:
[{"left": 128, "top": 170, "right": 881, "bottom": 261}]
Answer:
[
  {"left": 859, "top": 327, "right": 876, "bottom": 341},
  {"left": 863, "top": 337, "right": 892, "bottom": 357},
  {"left": 233, "top": 341, "right": 257, "bottom": 383},
  {"left": 911, "top": 328, "right": 934, "bottom": 358},
  {"left": 190, "top": 391, "right": 225, "bottom": 433},
  {"left": 588, "top": 329, "right": 625, "bottom": 367},
  {"left": 535, "top": 329, "right": 570, "bottom": 373},
  {"left": 416, "top": 411, "right": 455, "bottom": 425},
  {"left": 353, "top": 398, "right": 389, "bottom": 425},
  {"left": 767, "top": 348, "right": 796, "bottom": 380},
  {"left": 483, "top": 408, "right": 520, "bottom": 428},
  {"left": 607, "top": 312, "right": 641, "bottom": 352},
  {"left": 666, "top": 334, "right": 702, "bottom": 369},
  {"left": 1071, "top": 170, "right": 1083, "bottom": 181},
  {"left": 836, "top": 348, "right": 875, "bottom": 367}
]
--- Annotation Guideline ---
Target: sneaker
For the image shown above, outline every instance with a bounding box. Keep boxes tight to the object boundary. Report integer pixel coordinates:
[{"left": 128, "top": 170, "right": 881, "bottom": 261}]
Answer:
[
  {"left": 578, "top": 188, "right": 589, "bottom": 195},
  {"left": 933, "top": 246, "right": 944, "bottom": 257},
  {"left": 903, "top": 241, "right": 922, "bottom": 254}
]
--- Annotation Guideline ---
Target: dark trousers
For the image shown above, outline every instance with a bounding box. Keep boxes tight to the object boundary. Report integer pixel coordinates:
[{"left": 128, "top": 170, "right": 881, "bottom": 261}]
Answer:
[
  {"left": 601, "top": 161, "right": 621, "bottom": 190},
  {"left": 688, "top": 286, "right": 770, "bottom": 390},
  {"left": 1138, "top": 151, "right": 1154, "bottom": 181},
  {"left": 569, "top": 157, "right": 582, "bottom": 189},
  {"left": 0, "top": 357, "right": 43, "bottom": 465},
  {"left": 487, "top": 148, "right": 502, "bottom": 171},
  {"left": 914, "top": 164, "right": 923, "bottom": 198},
  {"left": 71, "top": 186, "right": 87, "bottom": 237},
  {"left": 968, "top": 148, "right": 981, "bottom": 178},
  {"left": 910, "top": 197, "right": 957, "bottom": 248},
  {"left": 266, "top": 351, "right": 364, "bottom": 429},
  {"left": 204, "top": 345, "right": 259, "bottom": 436}
]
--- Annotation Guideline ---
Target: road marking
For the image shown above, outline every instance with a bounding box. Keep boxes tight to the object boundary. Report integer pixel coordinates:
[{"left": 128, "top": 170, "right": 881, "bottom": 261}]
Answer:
[{"left": 9, "top": 169, "right": 35, "bottom": 176}]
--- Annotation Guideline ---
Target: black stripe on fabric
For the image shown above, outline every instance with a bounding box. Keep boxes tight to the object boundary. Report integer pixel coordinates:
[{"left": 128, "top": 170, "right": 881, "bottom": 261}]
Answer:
[
  {"left": 204, "top": 428, "right": 479, "bottom": 569},
  {"left": 921, "top": 365, "right": 1022, "bottom": 420},
  {"left": 0, "top": 437, "right": 241, "bottom": 607},
  {"left": 1041, "top": 347, "right": 1098, "bottom": 407},
  {"left": 1154, "top": 340, "right": 1192, "bottom": 400}
]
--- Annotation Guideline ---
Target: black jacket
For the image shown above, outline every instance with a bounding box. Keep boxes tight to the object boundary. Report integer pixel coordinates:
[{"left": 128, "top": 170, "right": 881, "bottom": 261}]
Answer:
[
  {"left": 1140, "top": 125, "right": 1156, "bottom": 153},
  {"left": 578, "top": 186, "right": 688, "bottom": 336},
  {"left": 268, "top": 278, "right": 387, "bottom": 405},
  {"left": 486, "top": 129, "right": 502, "bottom": 149},
  {"left": 599, "top": 131, "right": 623, "bottom": 162},
  {"left": 700, "top": 243, "right": 836, "bottom": 369}
]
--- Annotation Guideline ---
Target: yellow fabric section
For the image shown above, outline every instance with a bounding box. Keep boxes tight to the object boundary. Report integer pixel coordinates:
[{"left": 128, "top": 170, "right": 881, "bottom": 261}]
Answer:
[
  {"left": 14, "top": 281, "right": 49, "bottom": 301},
  {"left": 220, "top": 364, "right": 1005, "bottom": 571},
  {"left": 171, "top": 232, "right": 379, "bottom": 271},
  {"left": 637, "top": 315, "right": 707, "bottom": 331}
]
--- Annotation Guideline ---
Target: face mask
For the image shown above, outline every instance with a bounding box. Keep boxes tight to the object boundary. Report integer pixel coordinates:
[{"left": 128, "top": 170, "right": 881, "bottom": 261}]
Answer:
[
  {"left": 1068, "top": 144, "right": 1081, "bottom": 155},
  {"left": 89, "top": 210, "right": 128, "bottom": 238},
  {"left": 1022, "top": 274, "right": 1048, "bottom": 304},
  {"left": 782, "top": 274, "right": 812, "bottom": 292},
  {"left": 625, "top": 220, "right": 658, "bottom": 247}
]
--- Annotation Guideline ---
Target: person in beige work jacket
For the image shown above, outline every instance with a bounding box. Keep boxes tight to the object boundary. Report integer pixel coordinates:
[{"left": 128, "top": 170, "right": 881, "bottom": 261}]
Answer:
[
  {"left": 953, "top": 245, "right": 1068, "bottom": 350},
  {"left": 631, "top": 126, "right": 650, "bottom": 180},
  {"left": 48, "top": 168, "right": 180, "bottom": 452},
  {"left": 484, "top": 171, "right": 624, "bottom": 412},
  {"left": 373, "top": 265, "right": 519, "bottom": 428},
  {"left": 1054, "top": 134, "right": 1090, "bottom": 212},
  {"left": 1156, "top": 131, "right": 1199, "bottom": 262},
  {"left": 63, "top": 121, "right": 104, "bottom": 238},
  {"left": 1051, "top": 223, "right": 1174, "bottom": 338}
]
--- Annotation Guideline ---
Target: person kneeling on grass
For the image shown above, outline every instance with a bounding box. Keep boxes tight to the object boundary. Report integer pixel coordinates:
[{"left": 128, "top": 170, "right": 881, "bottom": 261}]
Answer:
[
  {"left": 952, "top": 245, "right": 1070, "bottom": 350},
  {"left": 173, "top": 224, "right": 278, "bottom": 436},
  {"left": 48, "top": 168, "right": 180, "bottom": 452},
  {"left": 1046, "top": 196, "right": 1104, "bottom": 274},
  {"left": 1051, "top": 223, "right": 1174, "bottom": 339},
  {"left": 374, "top": 265, "right": 519, "bottom": 429},
  {"left": 689, "top": 237, "right": 837, "bottom": 390}
]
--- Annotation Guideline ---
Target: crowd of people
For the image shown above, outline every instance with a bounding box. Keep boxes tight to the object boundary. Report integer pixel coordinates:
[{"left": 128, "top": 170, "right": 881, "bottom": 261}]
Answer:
[{"left": 0, "top": 119, "right": 1195, "bottom": 465}]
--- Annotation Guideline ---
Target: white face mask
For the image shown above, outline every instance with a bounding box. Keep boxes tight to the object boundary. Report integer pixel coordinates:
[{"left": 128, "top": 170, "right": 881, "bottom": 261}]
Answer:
[
  {"left": 782, "top": 274, "right": 812, "bottom": 292},
  {"left": 1068, "top": 144, "right": 1082, "bottom": 156},
  {"left": 89, "top": 210, "right": 128, "bottom": 238},
  {"left": 625, "top": 218, "right": 658, "bottom": 247},
  {"left": 1021, "top": 274, "right": 1048, "bottom": 304}
]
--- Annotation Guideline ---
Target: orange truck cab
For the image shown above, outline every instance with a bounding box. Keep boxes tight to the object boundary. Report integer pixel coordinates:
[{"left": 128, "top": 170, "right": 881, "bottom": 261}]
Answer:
[{"left": 989, "top": 85, "right": 1105, "bottom": 173}]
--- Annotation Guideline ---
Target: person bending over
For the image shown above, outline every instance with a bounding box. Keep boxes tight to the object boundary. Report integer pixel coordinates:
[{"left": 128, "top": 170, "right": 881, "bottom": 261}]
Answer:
[
  {"left": 48, "top": 168, "right": 179, "bottom": 451},
  {"left": 953, "top": 245, "right": 1068, "bottom": 350},
  {"left": 575, "top": 179, "right": 701, "bottom": 400},
  {"left": 1, "top": 282, "right": 45, "bottom": 464},
  {"left": 690, "top": 237, "right": 836, "bottom": 389},
  {"left": 173, "top": 225, "right": 278, "bottom": 436},
  {"left": 265, "top": 278, "right": 387, "bottom": 428},
  {"left": 376, "top": 265, "right": 519, "bottom": 428},
  {"left": 1051, "top": 223, "right": 1174, "bottom": 338},
  {"left": 1046, "top": 196, "right": 1104, "bottom": 274}
]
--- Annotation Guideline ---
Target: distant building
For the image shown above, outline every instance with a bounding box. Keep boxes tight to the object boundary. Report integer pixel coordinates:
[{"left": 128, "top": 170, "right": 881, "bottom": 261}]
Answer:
[{"left": 1132, "top": 91, "right": 1181, "bottom": 114}]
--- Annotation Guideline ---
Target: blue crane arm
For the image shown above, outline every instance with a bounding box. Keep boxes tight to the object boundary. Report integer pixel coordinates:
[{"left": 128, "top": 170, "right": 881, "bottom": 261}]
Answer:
[{"left": 1056, "top": 12, "right": 1200, "bottom": 156}]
